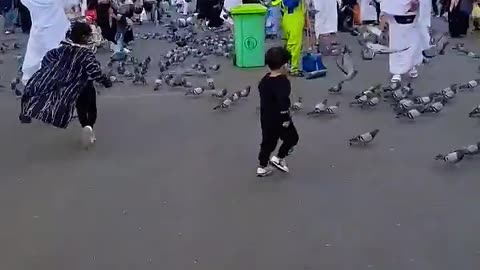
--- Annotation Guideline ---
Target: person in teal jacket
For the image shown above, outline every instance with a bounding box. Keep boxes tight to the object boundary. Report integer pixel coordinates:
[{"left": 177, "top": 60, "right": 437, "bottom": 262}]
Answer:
[{"left": 281, "top": 0, "right": 305, "bottom": 77}]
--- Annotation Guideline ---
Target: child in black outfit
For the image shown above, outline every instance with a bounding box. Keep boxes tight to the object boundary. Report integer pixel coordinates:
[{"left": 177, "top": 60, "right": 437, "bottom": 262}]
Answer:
[{"left": 257, "top": 47, "right": 300, "bottom": 177}]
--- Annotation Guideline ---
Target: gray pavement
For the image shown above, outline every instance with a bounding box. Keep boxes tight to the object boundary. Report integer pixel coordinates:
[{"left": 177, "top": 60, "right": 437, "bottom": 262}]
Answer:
[{"left": 1, "top": 18, "right": 480, "bottom": 270}]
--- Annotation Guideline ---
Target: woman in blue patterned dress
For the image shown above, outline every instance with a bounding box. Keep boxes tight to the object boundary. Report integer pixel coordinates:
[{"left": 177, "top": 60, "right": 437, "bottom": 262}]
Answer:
[{"left": 19, "top": 22, "right": 112, "bottom": 148}]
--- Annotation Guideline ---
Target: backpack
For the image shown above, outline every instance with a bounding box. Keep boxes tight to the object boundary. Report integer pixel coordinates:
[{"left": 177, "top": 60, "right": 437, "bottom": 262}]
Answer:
[{"left": 282, "top": 0, "right": 300, "bottom": 14}]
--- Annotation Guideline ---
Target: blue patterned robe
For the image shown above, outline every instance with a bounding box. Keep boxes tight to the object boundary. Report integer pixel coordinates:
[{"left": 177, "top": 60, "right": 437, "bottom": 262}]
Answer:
[{"left": 20, "top": 42, "right": 107, "bottom": 129}]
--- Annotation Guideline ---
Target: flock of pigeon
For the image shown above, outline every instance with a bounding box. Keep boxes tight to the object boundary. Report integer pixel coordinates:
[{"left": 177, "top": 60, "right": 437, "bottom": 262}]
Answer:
[{"left": 2, "top": 6, "right": 480, "bottom": 166}]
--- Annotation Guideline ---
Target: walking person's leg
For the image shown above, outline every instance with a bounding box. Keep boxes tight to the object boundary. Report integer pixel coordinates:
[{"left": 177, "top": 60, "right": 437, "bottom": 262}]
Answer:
[
  {"left": 76, "top": 82, "right": 97, "bottom": 147},
  {"left": 432, "top": 0, "right": 438, "bottom": 16},
  {"left": 270, "top": 123, "right": 299, "bottom": 173},
  {"left": 257, "top": 128, "right": 279, "bottom": 176}
]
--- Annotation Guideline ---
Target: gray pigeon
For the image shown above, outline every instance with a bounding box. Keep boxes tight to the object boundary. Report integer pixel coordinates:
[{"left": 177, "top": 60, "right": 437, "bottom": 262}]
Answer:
[
  {"left": 206, "top": 77, "right": 215, "bottom": 89},
  {"left": 395, "top": 108, "right": 422, "bottom": 120},
  {"left": 459, "top": 79, "right": 480, "bottom": 90},
  {"left": 468, "top": 105, "right": 480, "bottom": 117},
  {"left": 324, "top": 102, "right": 340, "bottom": 115},
  {"left": 153, "top": 79, "right": 162, "bottom": 91},
  {"left": 349, "top": 129, "right": 380, "bottom": 145},
  {"left": 185, "top": 87, "right": 205, "bottom": 96},
  {"left": 307, "top": 99, "right": 328, "bottom": 115},
  {"left": 239, "top": 86, "right": 251, "bottom": 98},
  {"left": 463, "top": 142, "right": 480, "bottom": 155},
  {"left": 435, "top": 149, "right": 466, "bottom": 164},
  {"left": 423, "top": 100, "right": 445, "bottom": 113},
  {"left": 212, "top": 88, "right": 228, "bottom": 98},
  {"left": 291, "top": 97, "right": 303, "bottom": 111},
  {"left": 336, "top": 45, "right": 358, "bottom": 82},
  {"left": 422, "top": 31, "right": 449, "bottom": 58},
  {"left": 213, "top": 96, "right": 234, "bottom": 110},
  {"left": 328, "top": 82, "right": 343, "bottom": 93}
]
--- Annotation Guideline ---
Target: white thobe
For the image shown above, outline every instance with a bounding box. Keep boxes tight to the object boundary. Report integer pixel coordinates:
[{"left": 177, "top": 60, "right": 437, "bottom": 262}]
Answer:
[
  {"left": 313, "top": 0, "right": 338, "bottom": 37},
  {"left": 381, "top": 0, "right": 418, "bottom": 75},
  {"left": 360, "top": 0, "right": 377, "bottom": 21},
  {"left": 417, "top": 0, "right": 431, "bottom": 49},
  {"left": 221, "top": 0, "right": 241, "bottom": 25},
  {"left": 21, "top": 0, "right": 79, "bottom": 84}
]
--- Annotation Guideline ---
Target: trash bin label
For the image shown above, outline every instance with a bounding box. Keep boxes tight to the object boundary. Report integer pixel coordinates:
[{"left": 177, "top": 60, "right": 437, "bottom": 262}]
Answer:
[{"left": 244, "top": 37, "right": 258, "bottom": 50}]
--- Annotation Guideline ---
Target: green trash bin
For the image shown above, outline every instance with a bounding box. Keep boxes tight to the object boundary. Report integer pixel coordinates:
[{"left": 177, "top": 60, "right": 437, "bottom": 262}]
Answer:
[{"left": 230, "top": 4, "right": 268, "bottom": 68}]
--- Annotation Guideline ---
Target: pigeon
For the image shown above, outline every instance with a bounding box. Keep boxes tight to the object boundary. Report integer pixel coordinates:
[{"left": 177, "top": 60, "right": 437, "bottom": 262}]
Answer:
[
  {"left": 231, "top": 91, "right": 241, "bottom": 101},
  {"left": 307, "top": 99, "right": 328, "bottom": 115},
  {"left": 350, "top": 94, "right": 369, "bottom": 106},
  {"left": 435, "top": 149, "right": 466, "bottom": 164},
  {"left": 391, "top": 84, "right": 414, "bottom": 101},
  {"left": 366, "top": 96, "right": 380, "bottom": 107},
  {"left": 324, "top": 102, "right": 340, "bottom": 115},
  {"left": 328, "top": 82, "right": 343, "bottom": 93},
  {"left": 239, "top": 86, "right": 251, "bottom": 98},
  {"left": 349, "top": 129, "right": 380, "bottom": 145},
  {"left": 414, "top": 93, "right": 436, "bottom": 104},
  {"left": 440, "top": 85, "right": 457, "bottom": 99},
  {"left": 423, "top": 100, "right": 445, "bottom": 113},
  {"left": 10, "top": 77, "right": 20, "bottom": 91},
  {"left": 109, "top": 75, "right": 124, "bottom": 83},
  {"left": 396, "top": 108, "right": 422, "bottom": 119},
  {"left": 463, "top": 142, "right": 480, "bottom": 155},
  {"left": 153, "top": 79, "right": 162, "bottom": 91},
  {"left": 213, "top": 96, "right": 234, "bottom": 110},
  {"left": 336, "top": 45, "right": 358, "bottom": 82},
  {"left": 459, "top": 79, "right": 480, "bottom": 90},
  {"left": 206, "top": 77, "right": 215, "bottom": 89},
  {"left": 212, "top": 88, "right": 228, "bottom": 98},
  {"left": 209, "top": 64, "right": 220, "bottom": 71},
  {"left": 185, "top": 87, "right": 205, "bottom": 96},
  {"left": 395, "top": 98, "right": 416, "bottom": 111},
  {"left": 469, "top": 105, "right": 480, "bottom": 117},
  {"left": 422, "top": 32, "right": 449, "bottom": 58},
  {"left": 365, "top": 42, "right": 409, "bottom": 55},
  {"left": 291, "top": 97, "right": 303, "bottom": 111},
  {"left": 355, "top": 84, "right": 382, "bottom": 99}
]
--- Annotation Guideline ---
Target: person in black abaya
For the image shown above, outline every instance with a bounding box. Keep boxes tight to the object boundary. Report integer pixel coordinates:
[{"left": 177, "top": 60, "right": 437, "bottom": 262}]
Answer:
[
  {"left": 448, "top": 0, "right": 473, "bottom": 37},
  {"left": 16, "top": 0, "right": 31, "bottom": 33},
  {"left": 200, "top": 0, "right": 224, "bottom": 27},
  {"left": 96, "top": 0, "right": 116, "bottom": 43}
]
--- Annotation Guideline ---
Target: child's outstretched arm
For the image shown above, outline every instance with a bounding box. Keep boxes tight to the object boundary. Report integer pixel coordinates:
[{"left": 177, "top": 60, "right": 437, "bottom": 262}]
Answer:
[{"left": 84, "top": 52, "right": 112, "bottom": 87}]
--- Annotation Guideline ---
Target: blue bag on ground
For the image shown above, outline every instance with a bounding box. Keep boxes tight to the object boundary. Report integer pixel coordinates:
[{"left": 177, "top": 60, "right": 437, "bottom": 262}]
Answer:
[
  {"left": 302, "top": 53, "right": 327, "bottom": 80},
  {"left": 302, "top": 53, "right": 326, "bottom": 72}
]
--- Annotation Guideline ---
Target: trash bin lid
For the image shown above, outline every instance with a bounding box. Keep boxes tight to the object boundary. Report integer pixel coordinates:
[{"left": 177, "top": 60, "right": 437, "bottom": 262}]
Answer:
[{"left": 230, "top": 4, "right": 268, "bottom": 15}]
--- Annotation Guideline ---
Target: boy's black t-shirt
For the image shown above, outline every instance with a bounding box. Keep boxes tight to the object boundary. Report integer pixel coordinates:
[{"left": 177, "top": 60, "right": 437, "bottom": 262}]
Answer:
[{"left": 258, "top": 73, "right": 291, "bottom": 127}]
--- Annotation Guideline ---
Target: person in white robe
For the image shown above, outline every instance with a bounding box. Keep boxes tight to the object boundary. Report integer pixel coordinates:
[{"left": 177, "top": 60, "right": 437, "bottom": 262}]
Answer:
[
  {"left": 312, "top": 0, "right": 338, "bottom": 38},
  {"left": 380, "top": 0, "right": 419, "bottom": 83},
  {"left": 21, "top": 0, "right": 80, "bottom": 85},
  {"left": 415, "top": 0, "right": 432, "bottom": 66},
  {"left": 360, "top": 0, "right": 378, "bottom": 22},
  {"left": 221, "top": 0, "right": 241, "bottom": 25}
]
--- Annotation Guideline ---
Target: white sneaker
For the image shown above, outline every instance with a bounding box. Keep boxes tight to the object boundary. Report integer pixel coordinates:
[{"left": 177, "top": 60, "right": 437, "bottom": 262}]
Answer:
[
  {"left": 256, "top": 166, "right": 274, "bottom": 177},
  {"left": 270, "top": 156, "right": 289, "bottom": 173},
  {"left": 409, "top": 67, "right": 418, "bottom": 78},
  {"left": 82, "top": 126, "right": 94, "bottom": 148},
  {"left": 122, "top": 48, "right": 131, "bottom": 54},
  {"left": 390, "top": 74, "right": 401, "bottom": 83}
]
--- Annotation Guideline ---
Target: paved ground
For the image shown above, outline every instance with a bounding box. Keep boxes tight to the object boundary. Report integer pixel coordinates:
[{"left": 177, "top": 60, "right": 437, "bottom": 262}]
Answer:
[{"left": 1, "top": 18, "right": 480, "bottom": 270}]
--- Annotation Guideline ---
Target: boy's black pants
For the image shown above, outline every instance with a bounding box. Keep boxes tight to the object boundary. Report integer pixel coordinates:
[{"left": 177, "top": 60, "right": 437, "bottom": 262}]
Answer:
[
  {"left": 76, "top": 81, "right": 97, "bottom": 128},
  {"left": 258, "top": 123, "right": 299, "bottom": 167}
]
